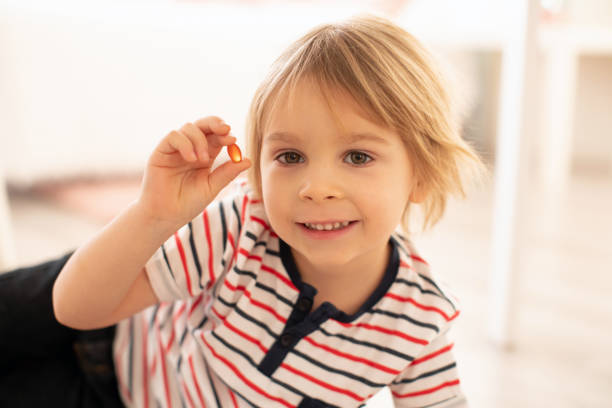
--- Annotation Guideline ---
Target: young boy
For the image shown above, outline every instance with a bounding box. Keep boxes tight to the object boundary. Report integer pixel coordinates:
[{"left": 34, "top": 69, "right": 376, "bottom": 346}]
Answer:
[{"left": 3, "top": 14, "right": 482, "bottom": 408}]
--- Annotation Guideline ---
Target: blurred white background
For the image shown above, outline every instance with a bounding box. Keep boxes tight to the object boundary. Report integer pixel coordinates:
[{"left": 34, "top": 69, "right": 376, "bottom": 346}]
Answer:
[{"left": 1, "top": 0, "right": 611, "bottom": 407}]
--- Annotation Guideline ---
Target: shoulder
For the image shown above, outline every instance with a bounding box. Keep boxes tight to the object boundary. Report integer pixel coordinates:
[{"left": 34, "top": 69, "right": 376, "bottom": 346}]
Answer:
[
  {"left": 214, "top": 177, "right": 274, "bottom": 245},
  {"left": 389, "top": 229, "right": 461, "bottom": 334}
]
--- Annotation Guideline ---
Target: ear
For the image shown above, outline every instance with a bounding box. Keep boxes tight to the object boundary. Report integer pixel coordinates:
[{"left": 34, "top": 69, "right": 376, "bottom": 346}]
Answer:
[{"left": 408, "top": 181, "right": 428, "bottom": 203}]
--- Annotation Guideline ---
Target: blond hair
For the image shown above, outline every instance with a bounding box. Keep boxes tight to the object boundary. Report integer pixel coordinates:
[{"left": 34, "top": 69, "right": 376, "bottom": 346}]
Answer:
[{"left": 245, "top": 14, "right": 484, "bottom": 233}]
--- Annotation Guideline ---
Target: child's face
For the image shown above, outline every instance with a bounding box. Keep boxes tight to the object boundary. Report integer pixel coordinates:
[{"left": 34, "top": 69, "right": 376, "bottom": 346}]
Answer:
[{"left": 259, "top": 81, "right": 417, "bottom": 272}]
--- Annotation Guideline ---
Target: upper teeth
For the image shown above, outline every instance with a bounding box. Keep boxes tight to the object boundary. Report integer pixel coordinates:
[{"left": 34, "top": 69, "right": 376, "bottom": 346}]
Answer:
[{"left": 304, "top": 221, "right": 351, "bottom": 231}]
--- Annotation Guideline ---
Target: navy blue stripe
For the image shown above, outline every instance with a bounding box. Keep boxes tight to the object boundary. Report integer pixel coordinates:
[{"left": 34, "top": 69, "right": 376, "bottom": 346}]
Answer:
[
  {"left": 187, "top": 221, "right": 204, "bottom": 291},
  {"left": 217, "top": 296, "right": 280, "bottom": 340},
  {"left": 158, "top": 305, "right": 174, "bottom": 330},
  {"left": 232, "top": 200, "right": 242, "bottom": 233},
  {"left": 232, "top": 265, "right": 258, "bottom": 280},
  {"left": 219, "top": 201, "right": 228, "bottom": 254},
  {"left": 368, "top": 307, "right": 440, "bottom": 333},
  {"left": 208, "top": 332, "right": 264, "bottom": 408},
  {"left": 317, "top": 327, "right": 414, "bottom": 362},
  {"left": 396, "top": 278, "right": 448, "bottom": 299},
  {"left": 195, "top": 316, "right": 208, "bottom": 330},
  {"left": 290, "top": 348, "right": 385, "bottom": 388},
  {"left": 395, "top": 277, "right": 456, "bottom": 314},
  {"left": 393, "top": 240, "right": 456, "bottom": 312},
  {"left": 179, "top": 328, "right": 188, "bottom": 346},
  {"left": 254, "top": 281, "right": 293, "bottom": 307},
  {"left": 210, "top": 331, "right": 307, "bottom": 402},
  {"left": 392, "top": 362, "right": 457, "bottom": 385},
  {"left": 244, "top": 232, "right": 280, "bottom": 257},
  {"left": 161, "top": 244, "right": 175, "bottom": 281},
  {"left": 202, "top": 351, "right": 222, "bottom": 408},
  {"left": 148, "top": 304, "right": 160, "bottom": 332},
  {"left": 245, "top": 230, "right": 258, "bottom": 242}
]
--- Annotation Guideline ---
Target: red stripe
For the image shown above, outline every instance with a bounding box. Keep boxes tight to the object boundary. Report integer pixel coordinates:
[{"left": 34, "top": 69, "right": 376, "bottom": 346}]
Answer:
[
  {"left": 223, "top": 279, "right": 247, "bottom": 293},
  {"left": 189, "top": 355, "right": 207, "bottom": 408},
  {"left": 280, "top": 363, "right": 365, "bottom": 402},
  {"left": 392, "top": 379, "right": 460, "bottom": 398},
  {"left": 250, "top": 215, "right": 270, "bottom": 230},
  {"left": 238, "top": 248, "right": 261, "bottom": 261},
  {"left": 181, "top": 380, "right": 197, "bottom": 408},
  {"left": 261, "top": 264, "right": 297, "bottom": 290},
  {"left": 141, "top": 314, "right": 149, "bottom": 408},
  {"left": 245, "top": 290, "right": 287, "bottom": 323},
  {"left": 220, "top": 281, "right": 287, "bottom": 323},
  {"left": 165, "top": 328, "right": 175, "bottom": 352},
  {"left": 248, "top": 215, "right": 277, "bottom": 237},
  {"left": 150, "top": 354, "right": 157, "bottom": 375},
  {"left": 303, "top": 336, "right": 400, "bottom": 375},
  {"left": 201, "top": 335, "right": 296, "bottom": 408},
  {"left": 410, "top": 343, "right": 454, "bottom": 366},
  {"left": 174, "top": 232, "right": 193, "bottom": 297},
  {"left": 236, "top": 247, "right": 297, "bottom": 291},
  {"left": 174, "top": 302, "right": 187, "bottom": 320},
  {"left": 211, "top": 306, "right": 269, "bottom": 354},
  {"left": 203, "top": 209, "right": 215, "bottom": 290},
  {"left": 384, "top": 293, "right": 459, "bottom": 321},
  {"left": 333, "top": 320, "right": 428, "bottom": 345},
  {"left": 157, "top": 328, "right": 172, "bottom": 408},
  {"left": 229, "top": 389, "right": 239, "bottom": 408},
  {"left": 410, "top": 254, "right": 428, "bottom": 265},
  {"left": 399, "top": 260, "right": 413, "bottom": 269},
  {"left": 188, "top": 295, "right": 202, "bottom": 318}
]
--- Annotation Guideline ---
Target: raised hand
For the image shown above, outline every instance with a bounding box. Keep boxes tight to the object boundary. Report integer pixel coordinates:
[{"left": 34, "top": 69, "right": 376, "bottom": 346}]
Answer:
[{"left": 137, "top": 116, "right": 251, "bottom": 229}]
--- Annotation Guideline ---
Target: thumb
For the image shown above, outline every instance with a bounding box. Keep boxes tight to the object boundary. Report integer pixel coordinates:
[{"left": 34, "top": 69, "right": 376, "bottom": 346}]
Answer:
[{"left": 207, "top": 158, "right": 252, "bottom": 198}]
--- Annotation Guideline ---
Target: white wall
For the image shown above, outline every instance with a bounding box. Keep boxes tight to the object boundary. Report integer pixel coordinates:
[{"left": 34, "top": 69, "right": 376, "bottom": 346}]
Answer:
[{"left": 0, "top": 1, "right": 367, "bottom": 185}]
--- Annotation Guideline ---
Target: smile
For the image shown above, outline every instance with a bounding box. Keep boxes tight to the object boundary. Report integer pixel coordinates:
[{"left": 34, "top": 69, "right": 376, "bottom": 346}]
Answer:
[
  {"left": 303, "top": 221, "right": 351, "bottom": 231},
  {"left": 297, "top": 221, "right": 359, "bottom": 239}
]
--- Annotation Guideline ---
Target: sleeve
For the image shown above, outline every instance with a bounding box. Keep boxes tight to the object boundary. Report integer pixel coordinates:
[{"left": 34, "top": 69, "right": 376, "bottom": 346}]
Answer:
[
  {"left": 390, "top": 326, "right": 468, "bottom": 408},
  {"left": 144, "top": 186, "right": 247, "bottom": 302}
]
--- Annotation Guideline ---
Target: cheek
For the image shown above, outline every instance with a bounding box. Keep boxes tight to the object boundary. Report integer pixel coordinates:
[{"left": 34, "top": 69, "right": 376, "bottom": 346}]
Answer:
[
  {"left": 364, "top": 181, "right": 409, "bottom": 224},
  {"left": 261, "top": 175, "right": 292, "bottom": 227}
]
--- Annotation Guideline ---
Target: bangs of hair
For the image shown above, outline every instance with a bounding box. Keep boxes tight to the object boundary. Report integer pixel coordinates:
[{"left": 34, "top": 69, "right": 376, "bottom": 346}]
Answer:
[{"left": 246, "top": 14, "right": 485, "bottom": 233}]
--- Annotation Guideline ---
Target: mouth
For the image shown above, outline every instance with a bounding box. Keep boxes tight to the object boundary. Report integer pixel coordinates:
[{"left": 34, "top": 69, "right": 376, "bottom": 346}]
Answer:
[{"left": 297, "top": 220, "right": 359, "bottom": 231}]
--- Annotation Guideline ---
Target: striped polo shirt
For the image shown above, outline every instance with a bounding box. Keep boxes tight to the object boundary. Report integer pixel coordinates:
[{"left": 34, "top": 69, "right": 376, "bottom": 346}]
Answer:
[{"left": 112, "top": 179, "right": 467, "bottom": 408}]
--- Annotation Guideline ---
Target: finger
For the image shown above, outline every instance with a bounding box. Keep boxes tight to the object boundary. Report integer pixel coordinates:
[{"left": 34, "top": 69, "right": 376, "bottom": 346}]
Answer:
[
  {"left": 193, "top": 116, "right": 231, "bottom": 136},
  {"left": 198, "top": 133, "right": 237, "bottom": 165},
  {"left": 205, "top": 158, "right": 252, "bottom": 198},
  {"left": 206, "top": 133, "right": 237, "bottom": 149},
  {"left": 166, "top": 130, "right": 197, "bottom": 162},
  {"left": 180, "top": 122, "right": 209, "bottom": 162}
]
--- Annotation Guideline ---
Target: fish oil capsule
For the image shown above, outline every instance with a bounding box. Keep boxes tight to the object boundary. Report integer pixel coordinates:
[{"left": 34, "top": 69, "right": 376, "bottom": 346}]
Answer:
[{"left": 227, "top": 143, "right": 242, "bottom": 163}]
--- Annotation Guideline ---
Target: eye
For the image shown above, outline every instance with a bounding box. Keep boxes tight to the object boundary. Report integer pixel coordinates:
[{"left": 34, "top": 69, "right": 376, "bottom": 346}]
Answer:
[
  {"left": 275, "top": 151, "right": 304, "bottom": 165},
  {"left": 345, "top": 151, "right": 372, "bottom": 166}
]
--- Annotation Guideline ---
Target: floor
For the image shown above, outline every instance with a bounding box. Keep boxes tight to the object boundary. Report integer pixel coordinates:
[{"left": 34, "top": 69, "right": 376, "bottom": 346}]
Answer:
[{"left": 4, "top": 171, "right": 612, "bottom": 407}]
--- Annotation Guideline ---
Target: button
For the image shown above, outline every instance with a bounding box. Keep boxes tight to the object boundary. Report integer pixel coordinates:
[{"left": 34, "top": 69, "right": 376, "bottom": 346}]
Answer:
[
  {"left": 280, "top": 333, "right": 293, "bottom": 348},
  {"left": 296, "top": 297, "right": 312, "bottom": 313}
]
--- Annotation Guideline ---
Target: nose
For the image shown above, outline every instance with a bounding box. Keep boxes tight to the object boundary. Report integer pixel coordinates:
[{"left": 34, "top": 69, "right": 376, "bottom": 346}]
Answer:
[{"left": 298, "top": 166, "right": 344, "bottom": 202}]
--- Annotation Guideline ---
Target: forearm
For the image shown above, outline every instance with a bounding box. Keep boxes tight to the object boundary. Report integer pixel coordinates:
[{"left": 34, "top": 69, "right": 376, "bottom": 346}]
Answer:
[{"left": 52, "top": 200, "right": 177, "bottom": 328}]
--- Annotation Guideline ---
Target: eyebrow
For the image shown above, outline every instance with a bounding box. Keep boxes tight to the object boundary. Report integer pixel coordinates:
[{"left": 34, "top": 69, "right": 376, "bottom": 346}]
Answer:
[{"left": 264, "top": 131, "right": 391, "bottom": 146}]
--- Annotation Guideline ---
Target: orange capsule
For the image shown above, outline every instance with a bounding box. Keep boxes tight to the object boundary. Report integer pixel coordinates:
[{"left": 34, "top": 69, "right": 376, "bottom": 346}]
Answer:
[{"left": 227, "top": 143, "right": 242, "bottom": 163}]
